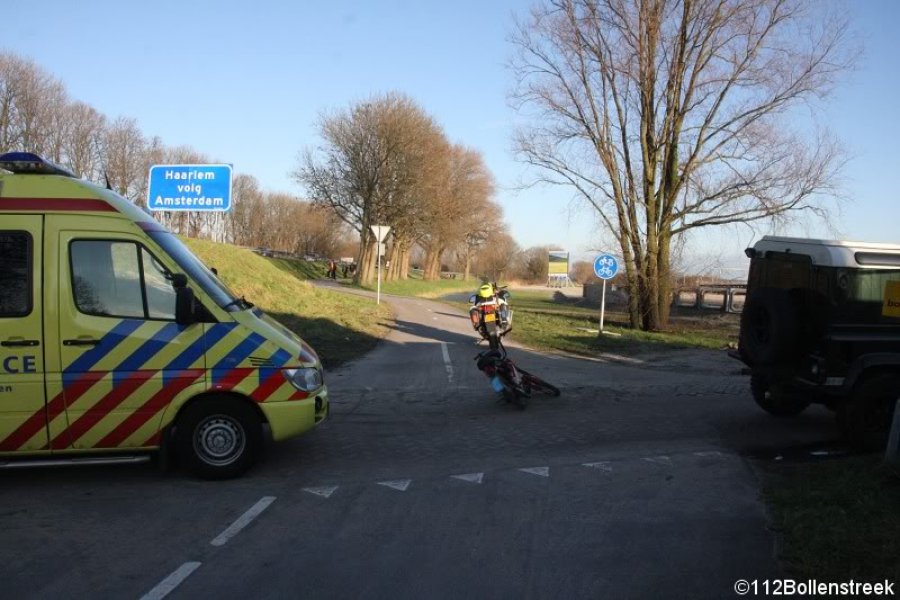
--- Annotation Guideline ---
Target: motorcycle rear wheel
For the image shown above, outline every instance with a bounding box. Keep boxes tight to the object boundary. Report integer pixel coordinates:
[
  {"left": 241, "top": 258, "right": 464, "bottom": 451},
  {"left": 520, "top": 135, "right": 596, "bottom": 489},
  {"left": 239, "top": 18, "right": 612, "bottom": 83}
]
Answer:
[{"left": 519, "top": 368, "right": 561, "bottom": 397}]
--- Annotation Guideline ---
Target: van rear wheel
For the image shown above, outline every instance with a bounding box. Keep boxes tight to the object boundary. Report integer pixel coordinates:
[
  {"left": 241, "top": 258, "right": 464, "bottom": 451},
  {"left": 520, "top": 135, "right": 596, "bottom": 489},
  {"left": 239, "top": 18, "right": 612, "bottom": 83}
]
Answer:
[
  {"left": 176, "top": 397, "right": 262, "bottom": 480},
  {"left": 842, "top": 373, "right": 900, "bottom": 451},
  {"left": 750, "top": 375, "right": 810, "bottom": 417}
]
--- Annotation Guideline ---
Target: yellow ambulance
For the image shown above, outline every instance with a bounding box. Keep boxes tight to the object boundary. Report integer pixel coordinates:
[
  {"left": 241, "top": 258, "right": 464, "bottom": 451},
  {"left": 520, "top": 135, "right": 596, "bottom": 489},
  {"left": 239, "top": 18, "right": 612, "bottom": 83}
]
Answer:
[{"left": 0, "top": 152, "right": 328, "bottom": 478}]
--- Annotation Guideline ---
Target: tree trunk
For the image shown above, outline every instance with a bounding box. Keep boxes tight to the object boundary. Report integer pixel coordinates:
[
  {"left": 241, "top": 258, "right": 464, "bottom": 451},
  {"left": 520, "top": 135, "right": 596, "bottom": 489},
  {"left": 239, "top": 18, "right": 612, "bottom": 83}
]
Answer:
[
  {"left": 618, "top": 233, "right": 642, "bottom": 330},
  {"left": 385, "top": 240, "right": 400, "bottom": 281},
  {"left": 399, "top": 244, "right": 411, "bottom": 279},
  {"left": 463, "top": 245, "right": 472, "bottom": 280},
  {"left": 657, "top": 230, "right": 673, "bottom": 326},
  {"left": 355, "top": 236, "right": 377, "bottom": 286},
  {"left": 423, "top": 246, "right": 443, "bottom": 281}
]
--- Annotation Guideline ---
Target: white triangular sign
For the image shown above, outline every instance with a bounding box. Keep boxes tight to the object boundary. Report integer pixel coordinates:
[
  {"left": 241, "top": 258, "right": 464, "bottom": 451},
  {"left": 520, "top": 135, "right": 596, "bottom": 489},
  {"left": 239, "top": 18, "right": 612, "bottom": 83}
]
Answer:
[
  {"left": 519, "top": 467, "right": 549, "bottom": 477},
  {"left": 303, "top": 486, "right": 338, "bottom": 498},
  {"left": 452, "top": 473, "right": 484, "bottom": 484},
  {"left": 378, "top": 479, "right": 411, "bottom": 492},
  {"left": 583, "top": 462, "right": 613, "bottom": 472},
  {"left": 370, "top": 225, "right": 391, "bottom": 243}
]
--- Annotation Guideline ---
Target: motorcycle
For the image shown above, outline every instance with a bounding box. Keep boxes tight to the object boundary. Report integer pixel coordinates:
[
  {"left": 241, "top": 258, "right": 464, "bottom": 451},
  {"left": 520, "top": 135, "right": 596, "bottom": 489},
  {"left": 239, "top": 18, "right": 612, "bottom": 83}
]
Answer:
[
  {"left": 474, "top": 341, "right": 561, "bottom": 409},
  {"left": 468, "top": 282, "right": 512, "bottom": 350}
]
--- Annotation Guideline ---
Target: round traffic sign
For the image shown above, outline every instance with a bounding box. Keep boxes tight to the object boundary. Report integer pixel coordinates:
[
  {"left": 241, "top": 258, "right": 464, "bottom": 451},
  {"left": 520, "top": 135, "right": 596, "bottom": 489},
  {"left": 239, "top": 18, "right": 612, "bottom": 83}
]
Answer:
[{"left": 593, "top": 254, "right": 619, "bottom": 280}]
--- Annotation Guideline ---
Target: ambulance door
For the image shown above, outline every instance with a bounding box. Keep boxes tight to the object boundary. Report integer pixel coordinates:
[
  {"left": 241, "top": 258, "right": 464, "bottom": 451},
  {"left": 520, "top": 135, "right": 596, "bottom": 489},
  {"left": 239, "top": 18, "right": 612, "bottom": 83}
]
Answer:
[
  {"left": 52, "top": 225, "right": 204, "bottom": 450},
  {"left": 0, "top": 216, "right": 47, "bottom": 452}
]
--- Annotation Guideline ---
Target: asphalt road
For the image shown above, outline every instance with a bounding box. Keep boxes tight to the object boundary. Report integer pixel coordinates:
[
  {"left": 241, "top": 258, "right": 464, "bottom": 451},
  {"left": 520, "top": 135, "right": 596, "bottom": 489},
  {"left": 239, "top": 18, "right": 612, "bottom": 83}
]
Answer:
[{"left": 0, "top": 289, "right": 840, "bottom": 600}]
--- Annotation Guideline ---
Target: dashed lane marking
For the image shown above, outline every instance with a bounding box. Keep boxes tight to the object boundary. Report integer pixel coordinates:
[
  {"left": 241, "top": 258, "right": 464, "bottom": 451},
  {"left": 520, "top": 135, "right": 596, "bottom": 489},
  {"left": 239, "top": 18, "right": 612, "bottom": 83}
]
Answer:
[
  {"left": 451, "top": 472, "right": 484, "bottom": 484},
  {"left": 440, "top": 341, "right": 454, "bottom": 384},
  {"left": 210, "top": 496, "right": 276, "bottom": 547},
  {"left": 139, "top": 562, "right": 202, "bottom": 600},
  {"left": 378, "top": 479, "right": 412, "bottom": 492},
  {"left": 519, "top": 466, "right": 550, "bottom": 477},
  {"left": 583, "top": 462, "right": 613, "bottom": 472},
  {"left": 303, "top": 486, "right": 339, "bottom": 498},
  {"left": 642, "top": 456, "right": 672, "bottom": 466}
]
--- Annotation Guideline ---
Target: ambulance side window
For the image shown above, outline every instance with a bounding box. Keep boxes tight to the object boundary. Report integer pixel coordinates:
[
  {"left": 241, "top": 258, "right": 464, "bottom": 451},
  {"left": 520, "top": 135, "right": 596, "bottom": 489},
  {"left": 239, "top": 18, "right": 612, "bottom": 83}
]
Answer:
[
  {"left": 141, "top": 247, "right": 176, "bottom": 320},
  {"left": 71, "top": 241, "right": 144, "bottom": 318},
  {"left": 0, "top": 231, "right": 31, "bottom": 317},
  {"left": 70, "top": 240, "right": 178, "bottom": 321}
]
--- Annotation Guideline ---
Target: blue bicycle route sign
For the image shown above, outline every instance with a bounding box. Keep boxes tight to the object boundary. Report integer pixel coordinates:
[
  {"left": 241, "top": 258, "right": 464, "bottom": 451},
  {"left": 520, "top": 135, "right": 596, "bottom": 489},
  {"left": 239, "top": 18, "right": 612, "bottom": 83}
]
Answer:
[
  {"left": 593, "top": 254, "right": 619, "bottom": 280},
  {"left": 147, "top": 164, "right": 233, "bottom": 212}
]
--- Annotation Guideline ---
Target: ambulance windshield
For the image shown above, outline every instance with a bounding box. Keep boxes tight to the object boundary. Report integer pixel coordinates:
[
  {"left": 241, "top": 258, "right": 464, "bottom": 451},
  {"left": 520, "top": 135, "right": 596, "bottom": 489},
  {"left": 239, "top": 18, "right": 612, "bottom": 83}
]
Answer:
[{"left": 147, "top": 231, "right": 245, "bottom": 310}]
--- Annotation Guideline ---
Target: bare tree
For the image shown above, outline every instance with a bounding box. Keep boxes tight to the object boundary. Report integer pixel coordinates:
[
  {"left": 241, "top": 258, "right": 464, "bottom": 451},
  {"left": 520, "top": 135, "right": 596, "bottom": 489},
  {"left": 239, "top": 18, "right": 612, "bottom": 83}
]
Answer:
[
  {"left": 471, "top": 232, "right": 521, "bottom": 282},
  {"left": 454, "top": 198, "right": 506, "bottom": 280},
  {"left": 419, "top": 145, "right": 496, "bottom": 280},
  {"left": 511, "top": 0, "right": 854, "bottom": 329},
  {"left": 295, "top": 92, "right": 447, "bottom": 285},
  {"left": 103, "top": 116, "right": 148, "bottom": 203},
  {"left": 63, "top": 101, "right": 107, "bottom": 180},
  {"left": 0, "top": 53, "right": 66, "bottom": 155}
]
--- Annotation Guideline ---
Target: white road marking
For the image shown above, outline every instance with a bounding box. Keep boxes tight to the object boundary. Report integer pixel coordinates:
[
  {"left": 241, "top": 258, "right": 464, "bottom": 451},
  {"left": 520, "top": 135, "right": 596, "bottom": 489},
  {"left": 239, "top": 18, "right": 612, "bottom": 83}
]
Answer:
[
  {"left": 642, "top": 456, "right": 672, "bottom": 465},
  {"left": 693, "top": 451, "right": 725, "bottom": 458},
  {"left": 303, "top": 486, "right": 338, "bottom": 498},
  {"left": 139, "top": 562, "right": 202, "bottom": 600},
  {"left": 210, "top": 496, "right": 276, "bottom": 547},
  {"left": 583, "top": 462, "right": 613, "bottom": 472},
  {"left": 519, "top": 466, "right": 550, "bottom": 477},
  {"left": 378, "top": 479, "right": 411, "bottom": 491},
  {"left": 440, "top": 342, "right": 454, "bottom": 384},
  {"left": 452, "top": 472, "right": 484, "bottom": 484}
]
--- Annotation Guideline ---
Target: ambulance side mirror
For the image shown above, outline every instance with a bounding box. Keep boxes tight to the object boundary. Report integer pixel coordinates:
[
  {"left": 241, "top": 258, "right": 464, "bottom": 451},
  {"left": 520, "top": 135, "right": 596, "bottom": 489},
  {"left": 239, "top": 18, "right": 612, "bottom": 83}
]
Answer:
[{"left": 173, "top": 274, "right": 196, "bottom": 326}]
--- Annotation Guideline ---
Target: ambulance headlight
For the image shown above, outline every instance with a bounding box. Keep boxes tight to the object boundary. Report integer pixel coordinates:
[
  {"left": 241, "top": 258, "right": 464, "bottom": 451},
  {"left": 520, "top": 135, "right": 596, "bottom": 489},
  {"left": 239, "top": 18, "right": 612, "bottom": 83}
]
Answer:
[{"left": 282, "top": 367, "right": 323, "bottom": 392}]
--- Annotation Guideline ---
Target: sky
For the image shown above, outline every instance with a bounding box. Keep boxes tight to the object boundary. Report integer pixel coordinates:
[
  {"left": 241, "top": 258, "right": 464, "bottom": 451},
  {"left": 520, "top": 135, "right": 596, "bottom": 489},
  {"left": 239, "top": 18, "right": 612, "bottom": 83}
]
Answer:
[{"left": 6, "top": 0, "right": 899, "bottom": 275}]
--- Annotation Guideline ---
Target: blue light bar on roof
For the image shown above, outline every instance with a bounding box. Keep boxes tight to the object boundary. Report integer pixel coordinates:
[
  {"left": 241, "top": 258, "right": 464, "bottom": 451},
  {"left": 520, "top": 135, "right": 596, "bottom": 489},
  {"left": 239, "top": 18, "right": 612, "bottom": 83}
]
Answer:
[{"left": 0, "top": 152, "right": 77, "bottom": 178}]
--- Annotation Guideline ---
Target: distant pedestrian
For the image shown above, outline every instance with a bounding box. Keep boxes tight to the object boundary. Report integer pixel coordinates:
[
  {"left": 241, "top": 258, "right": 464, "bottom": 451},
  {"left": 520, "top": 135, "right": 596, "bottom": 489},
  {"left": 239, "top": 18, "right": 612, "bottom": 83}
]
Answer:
[
  {"left": 341, "top": 263, "right": 349, "bottom": 278},
  {"left": 328, "top": 259, "right": 337, "bottom": 280}
]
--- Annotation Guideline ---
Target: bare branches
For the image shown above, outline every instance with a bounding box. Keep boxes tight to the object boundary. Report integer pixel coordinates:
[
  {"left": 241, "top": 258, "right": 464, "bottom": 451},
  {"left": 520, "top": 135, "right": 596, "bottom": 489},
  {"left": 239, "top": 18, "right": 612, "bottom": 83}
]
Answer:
[
  {"left": 510, "top": 0, "right": 853, "bottom": 328},
  {"left": 294, "top": 93, "right": 501, "bottom": 283},
  {"left": 0, "top": 50, "right": 355, "bottom": 256}
]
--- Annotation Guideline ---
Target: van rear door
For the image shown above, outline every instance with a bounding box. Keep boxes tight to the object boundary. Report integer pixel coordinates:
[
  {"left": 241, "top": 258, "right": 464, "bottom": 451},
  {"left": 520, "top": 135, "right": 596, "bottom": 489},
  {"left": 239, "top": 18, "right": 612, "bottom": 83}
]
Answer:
[{"left": 0, "top": 216, "right": 47, "bottom": 452}]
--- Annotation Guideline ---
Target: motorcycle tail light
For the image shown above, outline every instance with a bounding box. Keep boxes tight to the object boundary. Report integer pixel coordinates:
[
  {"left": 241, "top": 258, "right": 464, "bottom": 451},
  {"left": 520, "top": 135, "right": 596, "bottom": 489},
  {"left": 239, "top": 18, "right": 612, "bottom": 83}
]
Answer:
[{"left": 482, "top": 304, "right": 496, "bottom": 313}]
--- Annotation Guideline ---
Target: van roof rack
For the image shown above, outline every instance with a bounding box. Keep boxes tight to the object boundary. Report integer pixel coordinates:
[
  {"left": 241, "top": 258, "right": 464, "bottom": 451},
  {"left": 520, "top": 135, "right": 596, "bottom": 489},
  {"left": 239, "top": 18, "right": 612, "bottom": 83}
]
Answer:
[{"left": 0, "top": 152, "right": 77, "bottom": 178}]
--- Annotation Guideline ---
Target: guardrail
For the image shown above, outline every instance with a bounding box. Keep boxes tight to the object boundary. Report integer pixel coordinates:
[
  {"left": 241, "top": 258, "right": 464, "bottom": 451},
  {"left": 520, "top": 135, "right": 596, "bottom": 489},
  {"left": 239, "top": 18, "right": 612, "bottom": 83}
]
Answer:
[{"left": 672, "top": 285, "right": 746, "bottom": 313}]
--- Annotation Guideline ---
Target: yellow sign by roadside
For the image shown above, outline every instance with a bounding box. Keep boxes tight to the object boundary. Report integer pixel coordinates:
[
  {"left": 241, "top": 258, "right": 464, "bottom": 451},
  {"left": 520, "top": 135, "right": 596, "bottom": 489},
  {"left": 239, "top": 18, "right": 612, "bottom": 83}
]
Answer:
[{"left": 883, "top": 281, "right": 900, "bottom": 317}]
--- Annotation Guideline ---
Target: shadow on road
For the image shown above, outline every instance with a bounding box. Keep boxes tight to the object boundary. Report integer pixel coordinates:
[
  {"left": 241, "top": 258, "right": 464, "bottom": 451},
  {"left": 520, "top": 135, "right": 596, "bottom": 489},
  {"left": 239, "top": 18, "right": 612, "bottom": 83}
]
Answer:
[
  {"left": 268, "top": 312, "right": 387, "bottom": 369},
  {"left": 388, "top": 319, "right": 476, "bottom": 345}
]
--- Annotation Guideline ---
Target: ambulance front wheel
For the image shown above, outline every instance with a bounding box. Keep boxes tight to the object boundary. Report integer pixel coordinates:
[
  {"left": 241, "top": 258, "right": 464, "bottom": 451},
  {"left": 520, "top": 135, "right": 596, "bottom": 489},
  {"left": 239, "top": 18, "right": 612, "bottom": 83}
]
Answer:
[{"left": 176, "top": 397, "right": 262, "bottom": 480}]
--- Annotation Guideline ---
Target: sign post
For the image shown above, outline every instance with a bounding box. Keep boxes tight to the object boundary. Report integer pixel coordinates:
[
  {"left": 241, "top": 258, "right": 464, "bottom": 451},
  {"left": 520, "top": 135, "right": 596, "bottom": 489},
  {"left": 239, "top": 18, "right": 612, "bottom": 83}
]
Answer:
[
  {"left": 593, "top": 254, "right": 619, "bottom": 333},
  {"left": 370, "top": 225, "right": 391, "bottom": 304}
]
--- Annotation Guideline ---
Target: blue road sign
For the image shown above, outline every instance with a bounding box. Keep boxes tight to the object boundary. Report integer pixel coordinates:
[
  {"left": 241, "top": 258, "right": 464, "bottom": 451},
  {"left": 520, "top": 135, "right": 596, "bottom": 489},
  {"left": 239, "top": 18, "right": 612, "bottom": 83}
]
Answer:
[
  {"left": 147, "top": 164, "right": 233, "bottom": 212},
  {"left": 593, "top": 254, "right": 619, "bottom": 280}
]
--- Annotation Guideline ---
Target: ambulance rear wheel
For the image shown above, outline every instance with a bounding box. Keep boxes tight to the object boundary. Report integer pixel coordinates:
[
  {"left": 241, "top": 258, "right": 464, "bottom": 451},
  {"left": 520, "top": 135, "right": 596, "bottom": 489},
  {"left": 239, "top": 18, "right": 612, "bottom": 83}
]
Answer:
[{"left": 177, "top": 398, "right": 262, "bottom": 480}]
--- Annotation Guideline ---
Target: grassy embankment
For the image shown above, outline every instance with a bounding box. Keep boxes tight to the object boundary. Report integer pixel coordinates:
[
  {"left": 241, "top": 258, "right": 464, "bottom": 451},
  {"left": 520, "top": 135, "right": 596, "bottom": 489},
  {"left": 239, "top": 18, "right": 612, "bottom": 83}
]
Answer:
[
  {"left": 358, "top": 271, "right": 476, "bottom": 299},
  {"left": 762, "top": 455, "right": 900, "bottom": 582},
  {"left": 506, "top": 290, "right": 738, "bottom": 355},
  {"left": 185, "top": 239, "right": 391, "bottom": 368},
  {"left": 352, "top": 278, "right": 737, "bottom": 354}
]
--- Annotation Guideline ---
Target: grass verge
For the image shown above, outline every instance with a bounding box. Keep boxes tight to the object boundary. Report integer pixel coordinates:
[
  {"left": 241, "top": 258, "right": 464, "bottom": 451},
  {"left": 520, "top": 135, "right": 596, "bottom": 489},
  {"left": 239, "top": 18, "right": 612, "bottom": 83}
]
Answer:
[
  {"left": 761, "top": 455, "right": 900, "bottom": 582},
  {"left": 267, "top": 256, "right": 329, "bottom": 280},
  {"left": 360, "top": 276, "right": 476, "bottom": 299},
  {"left": 185, "top": 239, "right": 391, "bottom": 368},
  {"left": 459, "top": 289, "right": 738, "bottom": 356}
]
